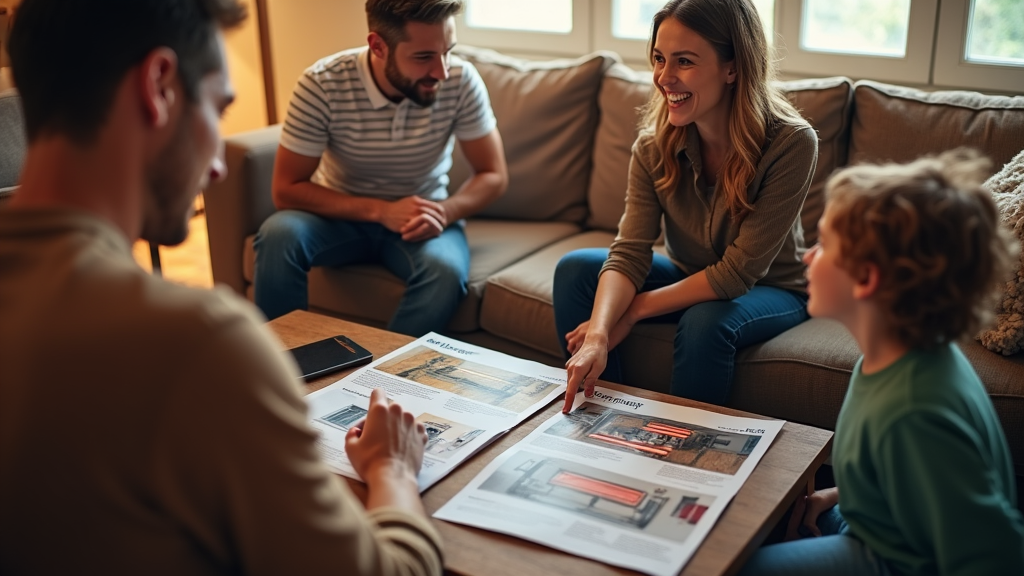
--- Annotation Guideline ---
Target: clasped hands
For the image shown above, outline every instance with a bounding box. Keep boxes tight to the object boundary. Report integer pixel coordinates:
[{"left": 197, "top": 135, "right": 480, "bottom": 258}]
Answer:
[{"left": 379, "top": 195, "right": 449, "bottom": 242}]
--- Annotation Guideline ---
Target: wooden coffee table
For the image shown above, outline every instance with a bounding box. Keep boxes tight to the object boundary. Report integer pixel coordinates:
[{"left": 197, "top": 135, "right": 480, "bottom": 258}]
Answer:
[{"left": 271, "top": 310, "right": 833, "bottom": 576}]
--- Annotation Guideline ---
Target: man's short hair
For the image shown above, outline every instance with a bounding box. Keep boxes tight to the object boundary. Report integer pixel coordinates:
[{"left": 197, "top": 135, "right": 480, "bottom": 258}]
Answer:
[
  {"left": 825, "top": 148, "right": 1019, "bottom": 349},
  {"left": 9, "top": 0, "right": 246, "bottom": 144},
  {"left": 365, "top": 0, "right": 463, "bottom": 48}
]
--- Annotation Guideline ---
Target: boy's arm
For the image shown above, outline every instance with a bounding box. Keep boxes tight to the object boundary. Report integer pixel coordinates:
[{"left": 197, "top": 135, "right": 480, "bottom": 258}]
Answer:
[{"left": 878, "top": 410, "right": 1024, "bottom": 576}]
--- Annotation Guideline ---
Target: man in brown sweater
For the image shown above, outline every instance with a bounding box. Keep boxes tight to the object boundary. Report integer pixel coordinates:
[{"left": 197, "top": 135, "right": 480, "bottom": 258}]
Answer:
[{"left": 0, "top": 1, "right": 441, "bottom": 574}]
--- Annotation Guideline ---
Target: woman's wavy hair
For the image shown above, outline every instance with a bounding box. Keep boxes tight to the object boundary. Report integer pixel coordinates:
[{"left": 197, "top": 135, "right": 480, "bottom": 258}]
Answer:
[
  {"left": 641, "top": 0, "right": 803, "bottom": 219},
  {"left": 825, "top": 148, "right": 1018, "bottom": 349}
]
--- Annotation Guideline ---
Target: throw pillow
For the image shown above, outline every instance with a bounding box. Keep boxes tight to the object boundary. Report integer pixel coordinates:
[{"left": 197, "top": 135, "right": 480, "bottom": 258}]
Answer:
[{"left": 978, "top": 149, "right": 1024, "bottom": 356}]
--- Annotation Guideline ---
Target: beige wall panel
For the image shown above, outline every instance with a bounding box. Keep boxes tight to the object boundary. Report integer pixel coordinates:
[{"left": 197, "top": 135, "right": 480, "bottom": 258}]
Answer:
[
  {"left": 222, "top": 15, "right": 268, "bottom": 136},
  {"left": 265, "top": 0, "right": 368, "bottom": 123}
]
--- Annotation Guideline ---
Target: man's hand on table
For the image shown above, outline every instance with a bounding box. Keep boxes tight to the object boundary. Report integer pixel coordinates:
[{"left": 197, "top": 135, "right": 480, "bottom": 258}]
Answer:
[{"left": 345, "top": 388, "right": 429, "bottom": 513}]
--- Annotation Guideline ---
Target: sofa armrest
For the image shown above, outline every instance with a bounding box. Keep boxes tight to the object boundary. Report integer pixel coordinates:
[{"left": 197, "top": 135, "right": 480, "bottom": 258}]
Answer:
[{"left": 205, "top": 125, "right": 282, "bottom": 295}]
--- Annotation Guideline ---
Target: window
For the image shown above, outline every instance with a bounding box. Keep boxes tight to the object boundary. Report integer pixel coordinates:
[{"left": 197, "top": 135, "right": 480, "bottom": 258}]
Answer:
[
  {"left": 934, "top": 0, "right": 1024, "bottom": 92},
  {"left": 456, "top": 0, "right": 1023, "bottom": 93},
  {"left": 799, "top": 0, "right": 911, "bottom": 57},
  {"left": 465, "top": 0, "right": 572, "bottom": 34},
  {"left": 595, "top": 0, "right": 775, "bottom": 63},
  {"left": 457, "top": 0, "right": 589, "bottom": 56},
  {"left": 775, "top": 0, "right": 938, "bottom": 84},
  {"left": 965, "top": 0, "right": 1024, "bottom": 65}
]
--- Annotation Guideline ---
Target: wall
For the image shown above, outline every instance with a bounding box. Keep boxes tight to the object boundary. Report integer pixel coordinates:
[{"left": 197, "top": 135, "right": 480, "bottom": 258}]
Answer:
[
  {"left": 264, "top": 0, "right": 368, "bottom": 123},
  {"left": 221, "top": 11, "right": 268, "bottom": 135}
]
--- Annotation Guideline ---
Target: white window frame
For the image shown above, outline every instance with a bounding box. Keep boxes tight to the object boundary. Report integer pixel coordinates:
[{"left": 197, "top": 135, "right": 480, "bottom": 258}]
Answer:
[
  {"left": 591, "top": 0, "right": 651, "bottom": 63},
  {"left": 932, "top": 0, "right": 1024, "bottom": 92},
  {"left": 774, "top": 0, "right": 938, "bottom": 85},
  {"left": 455, "top": 0, "right": 591, "bottom": 57}
]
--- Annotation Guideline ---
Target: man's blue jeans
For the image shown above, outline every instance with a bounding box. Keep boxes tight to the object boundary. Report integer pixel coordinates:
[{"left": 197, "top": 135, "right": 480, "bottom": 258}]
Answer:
[
  {"left": 737, "top": 506, "right": 893, "bottom": 576},
  {"left": 253, "top": 209, "right": 469, "bottom": 337},
  {"left": 552, "top": 248, "right": 809, "bottom": 404}
]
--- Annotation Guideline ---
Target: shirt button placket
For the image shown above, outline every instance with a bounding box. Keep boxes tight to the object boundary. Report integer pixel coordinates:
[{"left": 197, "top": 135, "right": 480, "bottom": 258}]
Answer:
[{"left": 392, "top": 101, "right": 408, "bottom": 141}]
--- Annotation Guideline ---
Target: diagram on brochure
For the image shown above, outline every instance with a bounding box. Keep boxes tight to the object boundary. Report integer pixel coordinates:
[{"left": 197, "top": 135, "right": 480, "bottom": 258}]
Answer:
[
  {"left": 305, "top": 332, "right": 568, "bottom": 491},
  {"left": 433, "top": 387, "right": 785, "bottom": 576}
]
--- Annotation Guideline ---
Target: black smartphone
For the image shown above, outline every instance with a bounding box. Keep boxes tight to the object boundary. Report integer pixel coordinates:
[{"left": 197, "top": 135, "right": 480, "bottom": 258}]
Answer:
[{"left": 288, "top": 335, "right": 373, "bottom": 381}]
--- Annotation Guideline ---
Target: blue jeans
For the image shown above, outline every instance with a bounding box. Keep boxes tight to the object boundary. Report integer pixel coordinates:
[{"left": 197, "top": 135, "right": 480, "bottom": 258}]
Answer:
[
  {"left": 552, "top": 248, "right": 808, "bottom": 404},
  {"left": 253, "top": 210, "right": 470, "bottom": 337},
  {"left": 737, "top": 506, "right": 893, "bottom": 576}
]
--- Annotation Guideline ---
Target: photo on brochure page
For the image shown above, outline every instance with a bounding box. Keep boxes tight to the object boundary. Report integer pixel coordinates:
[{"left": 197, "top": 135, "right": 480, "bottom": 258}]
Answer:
[
  {"left": 375, "top": 345, "right": 561, "bottom": 413},
  {"left": 478, "top": 450, "right": 717, "bottom": 539},
  {"left": 548, "top": 402, "right": 762, "bottom": 475}
]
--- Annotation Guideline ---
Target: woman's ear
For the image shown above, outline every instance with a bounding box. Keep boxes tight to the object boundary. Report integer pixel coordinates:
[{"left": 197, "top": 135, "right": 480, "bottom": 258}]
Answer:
[{"left": 725, "top": 62, "right": 737, "bottom": 85}]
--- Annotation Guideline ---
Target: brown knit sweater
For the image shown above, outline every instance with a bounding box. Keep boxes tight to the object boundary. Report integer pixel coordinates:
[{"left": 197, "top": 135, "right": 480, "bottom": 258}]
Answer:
[{"left": 603, "top": 120, "right": 819, "bottom": 299}]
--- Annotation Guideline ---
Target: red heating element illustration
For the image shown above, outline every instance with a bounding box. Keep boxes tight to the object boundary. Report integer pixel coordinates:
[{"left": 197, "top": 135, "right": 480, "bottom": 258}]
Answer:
[{"left": 549, "top": 470, "right": 646, "bottom": 507}]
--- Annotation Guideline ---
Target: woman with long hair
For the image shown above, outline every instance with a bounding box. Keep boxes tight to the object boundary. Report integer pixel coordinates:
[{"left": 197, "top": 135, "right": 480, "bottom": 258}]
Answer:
[{"left": 553, "top": 0, "right": 818, "bottom": 411}]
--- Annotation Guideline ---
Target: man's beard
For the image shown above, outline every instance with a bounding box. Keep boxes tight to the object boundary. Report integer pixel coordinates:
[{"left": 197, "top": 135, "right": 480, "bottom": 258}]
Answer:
[
  {"left": 385, "top": 52, "right": 440, "bottom": 107},
  {"left": 141, "top": 111, "right": 197, "bottom": 247}
]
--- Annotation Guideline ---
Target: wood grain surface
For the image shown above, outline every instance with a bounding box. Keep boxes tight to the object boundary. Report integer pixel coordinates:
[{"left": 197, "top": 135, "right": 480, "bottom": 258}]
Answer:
[{"left": 271, "top": 310, "right": 833, "bottom": 576}]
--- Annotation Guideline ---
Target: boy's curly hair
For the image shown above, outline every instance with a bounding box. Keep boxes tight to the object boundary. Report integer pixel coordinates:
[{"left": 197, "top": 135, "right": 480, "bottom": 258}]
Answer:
[{"left": 825, "top": 148, "right": 1019, "bottom": 349}]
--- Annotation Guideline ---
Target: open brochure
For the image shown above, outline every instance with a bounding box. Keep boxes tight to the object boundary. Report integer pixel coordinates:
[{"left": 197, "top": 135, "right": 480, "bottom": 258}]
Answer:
[
  {"left": 434, "top": 386, "right": 785, "bottom": 576},
  {"left": 305, "top": 332, "right": 567, "bottom": 491}
]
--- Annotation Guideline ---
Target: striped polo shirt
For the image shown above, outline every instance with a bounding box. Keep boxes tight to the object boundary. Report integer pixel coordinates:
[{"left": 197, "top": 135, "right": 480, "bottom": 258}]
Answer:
[{"left": 280, "top": 47, "right": 496, "bottom": 202}]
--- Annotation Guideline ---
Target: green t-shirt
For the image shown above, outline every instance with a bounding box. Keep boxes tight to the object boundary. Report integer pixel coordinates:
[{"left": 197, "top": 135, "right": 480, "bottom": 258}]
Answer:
[{"left": 834, "top": 344, "right": 1024, "bottom": 576}]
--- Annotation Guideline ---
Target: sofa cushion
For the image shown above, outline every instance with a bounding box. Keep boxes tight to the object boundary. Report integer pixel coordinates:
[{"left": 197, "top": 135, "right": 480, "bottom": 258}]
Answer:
[
  {"left": 587, "top": 64, "right": 653, "bottom": 232},
  {"left": 585, "top": 70, "right": 852, "bottom": 247},
  {"left": 243, "top": 219, "right": 581, "bottom": 333},
  {"left": 850, "top": 81, "right": 1024, "bottom": 170},
  {"left": 447, "top": 46, "right": 618, "bottom": 223},
  {"left": 0, "top": 90, "right": 26, "bottom": 189},
  {"left": 780, "top": 77, "right": 854, "bottom": 246},
  {"left": 481, "top": 230, "right": 616, "bottom": 357}
]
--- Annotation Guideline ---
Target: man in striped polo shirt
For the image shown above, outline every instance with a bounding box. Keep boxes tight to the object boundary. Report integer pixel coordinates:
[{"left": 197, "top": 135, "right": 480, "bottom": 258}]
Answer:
[{"left": 253, "top": 0, "right": 507, "bottom": 335}]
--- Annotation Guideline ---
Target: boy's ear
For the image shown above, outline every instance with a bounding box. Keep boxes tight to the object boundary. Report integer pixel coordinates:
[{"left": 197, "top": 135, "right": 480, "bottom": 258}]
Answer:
[{"left": 852, "top": 262, "right": 880, "bottom": 300}]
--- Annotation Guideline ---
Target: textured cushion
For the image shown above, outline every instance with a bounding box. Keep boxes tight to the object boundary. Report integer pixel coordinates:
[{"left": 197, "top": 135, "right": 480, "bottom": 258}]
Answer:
[
  {"left": 978, "top": 149, "right": 1024, "bottom": 356},
  {"left": 587, "top": 64, "right": 652, "bottom": 232},
  {"left": 584, "top": 70, "right": 852, "bottom": 247},
  {"left": 481, "top": 230, "right": 616, "bottom": 356},
  {"left": 850, "top": 81, "right": 1024, "bottom": 170},
  {"left": 243, "top": 219, "right": 581, "bottom": 333},
  {"left": 0, "top": 90, "right": 26, "bottom": 189},
  {"left": 780, "top": 77, "right": 854, "bottom": 246},
  {"left": 447, "top": 46, "right": 618, "bottom": 223}
]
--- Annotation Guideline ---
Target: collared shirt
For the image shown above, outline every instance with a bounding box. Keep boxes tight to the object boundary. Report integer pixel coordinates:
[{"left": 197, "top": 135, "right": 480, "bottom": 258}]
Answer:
[
  {"left": 280, "top": 47, "right": 496, "bottom": 201},
  {"left": 603, "top": 120, "right": 818, "bottom": 299}
]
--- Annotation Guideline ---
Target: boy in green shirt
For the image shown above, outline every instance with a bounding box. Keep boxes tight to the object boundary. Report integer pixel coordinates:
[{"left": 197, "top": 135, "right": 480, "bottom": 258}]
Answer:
[{"left": 740, "top": 149, "right": 1024, "bottom": 576}]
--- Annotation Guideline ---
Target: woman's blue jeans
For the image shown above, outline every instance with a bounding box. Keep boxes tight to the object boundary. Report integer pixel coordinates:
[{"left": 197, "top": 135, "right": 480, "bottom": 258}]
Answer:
[
  {"left": 737, "top": 506, "right": 893, "bottom": 576},
  {"left": 552, "top": 248, "right": 809, "bottom": 404}
]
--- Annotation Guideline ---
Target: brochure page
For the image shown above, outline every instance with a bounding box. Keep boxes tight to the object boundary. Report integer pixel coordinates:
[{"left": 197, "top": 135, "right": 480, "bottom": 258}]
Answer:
[
  {"left": 305, "top": 332, "right": 568, "bottom": 491},
  {"left": 433, "top": 386, "right": 785, "bottom": 576}
]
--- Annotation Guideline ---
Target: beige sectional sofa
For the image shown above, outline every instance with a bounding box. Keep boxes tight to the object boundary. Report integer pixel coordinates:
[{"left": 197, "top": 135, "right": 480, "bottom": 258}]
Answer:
[{"left": 205, "top": 46, "right": 1024, "bottom": 484}]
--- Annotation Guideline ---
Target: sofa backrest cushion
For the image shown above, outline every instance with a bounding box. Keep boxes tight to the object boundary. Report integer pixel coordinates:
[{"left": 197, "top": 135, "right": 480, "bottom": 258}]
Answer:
[
  {"left": 782, "top": 77, "right": 854, "bottom": 246},
  {"left": 850, "top": 80, "right": 1024, "bottom": 171},
  {"left": 0, "top": 89, "right": 26, "bottom": 190},
  {"left": 586, "top": 63, "right": 652, "bottom": 232},
  {"left": 447, "top": 46, "right": 618, "bottom": 223},
  {"left": 586, "top": 69, "right": 853, "bottom": 247}
]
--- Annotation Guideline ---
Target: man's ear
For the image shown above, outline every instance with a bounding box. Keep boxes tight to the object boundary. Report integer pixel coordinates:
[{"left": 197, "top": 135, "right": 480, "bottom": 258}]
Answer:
[
  {"left": 367, "top": 32, "right": 389, "bottom": 60},
  {"left": 852, "top": 262, "right": 880, "bottom": 301},
  {"left": 138, "top": 47, "right": 180, "bottom": 129}
]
